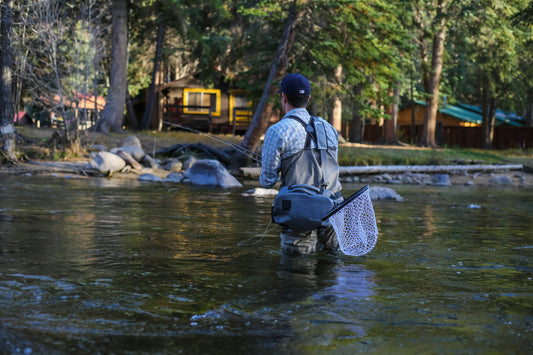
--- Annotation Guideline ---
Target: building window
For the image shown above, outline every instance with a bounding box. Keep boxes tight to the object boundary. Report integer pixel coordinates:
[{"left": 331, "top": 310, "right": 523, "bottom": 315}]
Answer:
[
  {"left": 183, "top": 88, "right": 221, "bottom": 116},
  {"left": 229, "top": 90, "right": 252, "bottom": 124}
]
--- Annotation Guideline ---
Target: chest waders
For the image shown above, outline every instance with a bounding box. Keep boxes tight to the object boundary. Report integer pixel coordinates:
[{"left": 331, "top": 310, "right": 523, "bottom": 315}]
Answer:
[{"left": 280, "top": 116, "right": 341, "bottom": 197}]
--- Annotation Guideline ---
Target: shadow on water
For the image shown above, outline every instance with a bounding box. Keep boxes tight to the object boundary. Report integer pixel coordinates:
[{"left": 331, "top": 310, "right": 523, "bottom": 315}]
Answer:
[{"left": 0, "top": 177, "right": 532, "bottom": 354}]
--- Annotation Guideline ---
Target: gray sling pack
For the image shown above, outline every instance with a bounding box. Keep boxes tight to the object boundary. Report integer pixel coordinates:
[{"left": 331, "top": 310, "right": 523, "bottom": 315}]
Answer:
[{"left": 271, "top": 116, "right": 338, "bottom": 233}]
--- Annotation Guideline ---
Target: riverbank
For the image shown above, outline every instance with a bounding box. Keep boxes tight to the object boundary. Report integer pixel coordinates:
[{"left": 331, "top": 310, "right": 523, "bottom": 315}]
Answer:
[
  {"left": 1, "top": 127, "right": 532, "bottom": 188},
  {"left": 2, "top": 158, "right": 530, "bottom": 189}
]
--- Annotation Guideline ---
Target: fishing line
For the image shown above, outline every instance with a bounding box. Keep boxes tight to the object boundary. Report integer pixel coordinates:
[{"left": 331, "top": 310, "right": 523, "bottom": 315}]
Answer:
[
  {"left": 163, "top": 121, "right": 261, "bottom": 164},
  {"left": 237, "top": 220, "right": 277, "bottom": 246}
]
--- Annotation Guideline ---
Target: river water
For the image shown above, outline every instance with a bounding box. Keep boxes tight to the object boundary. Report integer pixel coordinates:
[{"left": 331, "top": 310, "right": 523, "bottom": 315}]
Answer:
[{"left": 0, "top": 176, "right": 531, "bottom": 354}]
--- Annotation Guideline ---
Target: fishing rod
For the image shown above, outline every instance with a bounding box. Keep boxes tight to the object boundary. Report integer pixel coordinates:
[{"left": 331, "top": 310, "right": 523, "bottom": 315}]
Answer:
[{"left": 162, "top": 121, "right": 262, "bottom": 164}]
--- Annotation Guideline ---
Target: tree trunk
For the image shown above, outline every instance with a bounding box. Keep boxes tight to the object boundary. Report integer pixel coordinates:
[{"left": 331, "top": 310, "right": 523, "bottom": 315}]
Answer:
[
  {"left": 330, "top": 64, "right": 343, "bottom": 133},
  {"left": 384, "top": 86, "right": 400, "bottom": 144},
  {"left": 141, "top": 22, "right": 165, "bottom": 130},
  {"left": 126, "top": 90, "right": 139, "bottom": 130},
  {"left": 392, "top": 85, "right": 400, "bottom": 141},
  {"left": 0, "top": 0, "right": 16, "bottom": 161},
  {"left": 526, "top": 100, "right": 533, "bottom": 128},
  {"left": 95, "top": 0, "right": 128, "bottom": 134},
  {"left": 419, "top": 0, "right": 448, "bottom": 147},
  {"left": 350, "top": 85, "right": 364, "bottom": 143},
  {"left": 229, "top": 0, "right": 300, "bottom": 169},
  {"left": 410, "top": 71, "right": 417, "bottom": 144},
  {"left": 481, "top": 85, "right": 497, "bottom": 149}
]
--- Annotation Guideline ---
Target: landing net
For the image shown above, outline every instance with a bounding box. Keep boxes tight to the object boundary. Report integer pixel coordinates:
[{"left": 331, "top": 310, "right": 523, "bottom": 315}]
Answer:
[{"left": 325, "top": 185, "right": 378, "bottom": 256}]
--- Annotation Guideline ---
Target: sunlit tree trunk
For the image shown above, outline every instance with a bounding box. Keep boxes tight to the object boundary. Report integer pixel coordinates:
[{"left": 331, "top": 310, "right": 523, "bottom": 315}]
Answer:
[
  {"left": 330, "top": 64, "right": 343, "bottom": 133},
  {"left": 0, "top": 0, "right": 16, "bottom": 161},
  {"left": 95, "top": 0, "right": 128, "bottom": 134}
]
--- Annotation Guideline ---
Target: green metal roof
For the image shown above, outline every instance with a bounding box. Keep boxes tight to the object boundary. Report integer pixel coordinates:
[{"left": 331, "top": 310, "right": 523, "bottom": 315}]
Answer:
[
  {"left": 456, "top": 103, "right": 525, "bottom": 127},
  {"left": 414, "top": 100, "right": 525, "bottom": 127},
  {"left": 439, "top": 105, "right": 482, "bottom": 124}
]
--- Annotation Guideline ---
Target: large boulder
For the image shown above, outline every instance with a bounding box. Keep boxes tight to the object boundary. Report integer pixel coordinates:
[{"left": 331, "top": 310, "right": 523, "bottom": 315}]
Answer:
[
  {"left": 86, "top": 151, "right": 126, "bottom": 174},
  {"left": 182, "top": 156, "right": 197, "bottom": 171},
  {"left": 187, "top": 159, "right": 242, "bottom": 188}
]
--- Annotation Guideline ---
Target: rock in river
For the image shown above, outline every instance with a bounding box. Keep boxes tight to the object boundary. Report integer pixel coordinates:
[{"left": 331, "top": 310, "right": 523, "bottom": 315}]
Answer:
[{"left": 187, "top": 159, "right": 242, "bottom": 188}]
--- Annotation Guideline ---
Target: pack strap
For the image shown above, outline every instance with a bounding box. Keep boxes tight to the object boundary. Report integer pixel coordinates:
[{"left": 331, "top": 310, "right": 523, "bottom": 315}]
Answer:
[
  {"left": 287, "top": 116, "right": 314, "bottom": 148},
  {"left": 312, "top": 119, "right": 329, "bottom": 190},
  {"left": 286, "top": 115, "right": 330, "bottom": 190}
]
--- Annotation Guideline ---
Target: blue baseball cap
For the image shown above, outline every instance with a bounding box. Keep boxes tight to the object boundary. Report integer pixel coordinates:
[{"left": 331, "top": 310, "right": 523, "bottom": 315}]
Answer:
[{"left": 277, "top": 73, "right": 311, "bottom": 96}]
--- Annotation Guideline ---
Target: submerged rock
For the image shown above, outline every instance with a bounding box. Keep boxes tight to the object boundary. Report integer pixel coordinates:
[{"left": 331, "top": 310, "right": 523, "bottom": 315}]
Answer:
[
  {"left": 369, "top": 186, "right": 404, "bottom": 201},
  {"left": 432, "top": 173, "right": 451, "bottom": 186},
  {"left": 138, "top": 173, "right": 163, "bottom": 182},
  {"left": 165, "top": 172, "right": 185, "bottom": 183},
  {"left": 490, "top": 175, "right": 512, "bottom": 185}
]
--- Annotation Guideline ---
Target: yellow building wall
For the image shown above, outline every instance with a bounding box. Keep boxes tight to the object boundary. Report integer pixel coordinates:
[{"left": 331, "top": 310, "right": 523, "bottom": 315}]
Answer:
[{"left": 398, "top": 105, "right": 426, "bottom": 126}]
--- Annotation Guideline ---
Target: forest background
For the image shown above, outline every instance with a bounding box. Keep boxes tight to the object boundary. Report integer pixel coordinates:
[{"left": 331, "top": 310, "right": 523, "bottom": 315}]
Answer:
[{"left": 0, "top": 0, "right": 532, "bottom": 167}]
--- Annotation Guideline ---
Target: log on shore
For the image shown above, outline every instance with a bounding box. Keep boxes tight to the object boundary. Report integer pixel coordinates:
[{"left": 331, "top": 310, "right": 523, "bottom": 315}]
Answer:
[
  {"left": 338, "top": 164, "right": 524, "bottom": 176},
  {"left": 239, "top": 164, "right": 524, "bottom": 179}
]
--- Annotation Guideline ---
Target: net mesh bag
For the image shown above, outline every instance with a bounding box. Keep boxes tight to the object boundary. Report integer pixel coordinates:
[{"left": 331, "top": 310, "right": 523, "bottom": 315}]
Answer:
[{"left": 328, "top": 188, "right": 378, "bottom": 256}]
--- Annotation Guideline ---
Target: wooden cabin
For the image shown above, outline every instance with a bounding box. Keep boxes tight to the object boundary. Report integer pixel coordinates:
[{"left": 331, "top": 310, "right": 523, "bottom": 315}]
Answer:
[
  {"left": 397, "top": 100, "right": 529, "bottom": 148},
  {"left": 36, "top": 92, "right": 105, "bottom": 129},
  {"left": 398, "top": 100, "right": 525, "bottom": 128},
  {"left": 158, "top": 75, "right": 253, "bottom": 134}
]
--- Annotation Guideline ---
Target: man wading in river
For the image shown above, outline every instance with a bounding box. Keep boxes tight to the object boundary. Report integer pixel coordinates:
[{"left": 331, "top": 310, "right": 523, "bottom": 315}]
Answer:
[{"left": 260, "top": 73, "right": 343, "bottom": 254}]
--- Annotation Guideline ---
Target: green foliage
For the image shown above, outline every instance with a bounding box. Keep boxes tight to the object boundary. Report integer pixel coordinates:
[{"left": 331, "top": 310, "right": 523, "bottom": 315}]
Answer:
[
  {"left": 7, "top": 0, "right": 533, "bottom": 140},
  {"left": 296, "top": 0, "right": 412, "bottom": 120},
  {"left": 445, "top": 0, "right": 531, "bottom": 111}
]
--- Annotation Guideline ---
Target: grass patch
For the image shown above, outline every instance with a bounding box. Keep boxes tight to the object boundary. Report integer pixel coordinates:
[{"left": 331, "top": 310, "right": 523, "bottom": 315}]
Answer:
[{"left": 338, "top": 145, "right": 533, "bottom": 167}]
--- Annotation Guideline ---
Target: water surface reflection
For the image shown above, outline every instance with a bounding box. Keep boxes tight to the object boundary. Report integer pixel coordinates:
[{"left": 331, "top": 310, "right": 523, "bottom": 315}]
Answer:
[{"left": 0, "top": 177, "right": 531, "bottom": 353}]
